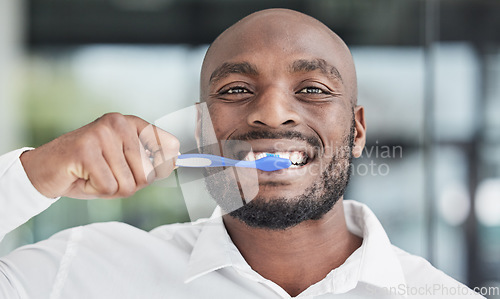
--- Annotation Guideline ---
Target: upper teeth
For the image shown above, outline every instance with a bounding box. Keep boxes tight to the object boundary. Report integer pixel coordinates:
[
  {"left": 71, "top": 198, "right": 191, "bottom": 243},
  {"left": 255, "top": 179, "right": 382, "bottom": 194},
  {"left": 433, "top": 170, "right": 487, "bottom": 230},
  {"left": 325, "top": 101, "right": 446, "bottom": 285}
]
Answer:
[{"left": 243, "top": 151, "right": 308, "bottom": 165}]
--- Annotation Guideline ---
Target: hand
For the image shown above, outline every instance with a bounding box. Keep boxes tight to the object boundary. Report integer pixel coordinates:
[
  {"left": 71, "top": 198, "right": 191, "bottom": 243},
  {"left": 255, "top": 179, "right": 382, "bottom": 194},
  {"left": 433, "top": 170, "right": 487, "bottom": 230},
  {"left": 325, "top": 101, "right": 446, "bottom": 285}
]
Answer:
[{"left": 20, "top": 113, "right": 180, "bottom": 199}]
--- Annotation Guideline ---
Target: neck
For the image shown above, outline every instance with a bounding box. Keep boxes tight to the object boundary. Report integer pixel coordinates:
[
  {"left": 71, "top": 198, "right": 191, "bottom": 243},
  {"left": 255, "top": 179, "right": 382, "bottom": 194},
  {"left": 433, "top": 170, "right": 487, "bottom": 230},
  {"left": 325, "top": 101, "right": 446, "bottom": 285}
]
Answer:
[{"left": 222, "top": 199, "right": 362, "bottom": 297}]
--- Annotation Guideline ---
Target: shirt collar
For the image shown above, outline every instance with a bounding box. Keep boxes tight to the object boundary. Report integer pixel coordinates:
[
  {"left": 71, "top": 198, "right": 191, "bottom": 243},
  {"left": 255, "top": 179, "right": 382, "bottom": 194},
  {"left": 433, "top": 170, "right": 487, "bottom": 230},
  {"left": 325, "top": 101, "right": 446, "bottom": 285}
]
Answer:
[
  {"left": 185, "top": 207, "right": 247, "bottom": 283},
  {"left": 185, "top": 200, "right": 407, "bottom": 295},
  {"left": 344, "top": 200, "right": 407, "bottom": 290}
]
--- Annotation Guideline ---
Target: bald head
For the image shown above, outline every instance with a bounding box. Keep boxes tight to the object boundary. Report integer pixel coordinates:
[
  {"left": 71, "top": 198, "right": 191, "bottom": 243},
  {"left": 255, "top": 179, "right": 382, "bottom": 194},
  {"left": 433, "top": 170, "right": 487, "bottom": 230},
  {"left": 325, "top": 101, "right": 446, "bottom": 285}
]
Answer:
[{"left": 200, "top": 8, "right": 358, "bottom": 106}]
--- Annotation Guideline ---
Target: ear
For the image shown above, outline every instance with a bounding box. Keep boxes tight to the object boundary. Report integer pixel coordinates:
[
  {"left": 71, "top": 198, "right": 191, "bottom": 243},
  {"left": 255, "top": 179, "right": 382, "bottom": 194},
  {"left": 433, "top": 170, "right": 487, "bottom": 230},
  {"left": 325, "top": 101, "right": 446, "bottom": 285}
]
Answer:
[
  {"left": 194, "top": 102, "right": 203, "bottom": 149},
  {"left": 352, "top": 105, "right": 366, "bottom": 158}
]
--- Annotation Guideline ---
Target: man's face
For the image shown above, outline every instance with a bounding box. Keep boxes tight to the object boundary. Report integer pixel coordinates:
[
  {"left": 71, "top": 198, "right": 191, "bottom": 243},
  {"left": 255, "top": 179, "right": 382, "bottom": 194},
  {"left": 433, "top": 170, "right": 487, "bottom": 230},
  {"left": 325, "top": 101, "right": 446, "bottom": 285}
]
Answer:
[{"left": 200, "top": 10, "right": 363, "bottom": 229}]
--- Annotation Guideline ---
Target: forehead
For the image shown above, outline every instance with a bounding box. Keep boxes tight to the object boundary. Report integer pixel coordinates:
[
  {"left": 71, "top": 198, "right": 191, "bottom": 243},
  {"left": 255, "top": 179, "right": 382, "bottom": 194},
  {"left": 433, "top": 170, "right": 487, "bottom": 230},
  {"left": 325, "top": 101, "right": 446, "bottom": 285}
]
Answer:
[{"left": 202, "top": 18, "right": 351, "bottom": 85}]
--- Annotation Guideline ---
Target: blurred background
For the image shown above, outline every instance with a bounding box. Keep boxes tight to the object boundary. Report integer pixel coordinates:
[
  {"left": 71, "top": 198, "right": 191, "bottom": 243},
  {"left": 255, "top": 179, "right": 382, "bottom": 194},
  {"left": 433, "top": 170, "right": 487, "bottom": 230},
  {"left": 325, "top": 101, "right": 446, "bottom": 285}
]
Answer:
[{"left": 0, "top": 0, "right": 499, "bottom": 296}]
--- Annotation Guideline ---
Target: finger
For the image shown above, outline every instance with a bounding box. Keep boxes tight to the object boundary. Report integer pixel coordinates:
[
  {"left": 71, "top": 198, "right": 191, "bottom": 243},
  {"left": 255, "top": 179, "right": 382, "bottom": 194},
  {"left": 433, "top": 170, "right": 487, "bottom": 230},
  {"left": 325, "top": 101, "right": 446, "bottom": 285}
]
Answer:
[
  {"left": 123, "top": 116, "right": 157, "bottom": 183},
  {"left": 101, "top": 136, "right": 138, "bottom": 198},
  {"left": 68, "top": 152, "right": 119, "bottom": 199},
  {"left": 139, "top": 139, "right": 157, "bottom": 184},
  {"left": 118, "top": 130, "right": 154, "bottom": 190},
  {"left": 151, "top": 126, "right": 179, "bottom": 179},
  {"left": 125, "top": 115, "right": 152, "bottom": 138},
  {"left": 129, "top": 118, "right": 180, "bottom": 181}
]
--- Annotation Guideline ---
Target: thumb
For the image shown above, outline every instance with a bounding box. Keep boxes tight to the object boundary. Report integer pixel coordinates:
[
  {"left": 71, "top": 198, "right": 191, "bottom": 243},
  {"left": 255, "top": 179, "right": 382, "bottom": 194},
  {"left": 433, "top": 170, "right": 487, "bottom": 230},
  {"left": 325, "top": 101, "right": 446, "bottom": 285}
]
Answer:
[{"left": 127, "top": 116, "right": 180, "bottom": 181}]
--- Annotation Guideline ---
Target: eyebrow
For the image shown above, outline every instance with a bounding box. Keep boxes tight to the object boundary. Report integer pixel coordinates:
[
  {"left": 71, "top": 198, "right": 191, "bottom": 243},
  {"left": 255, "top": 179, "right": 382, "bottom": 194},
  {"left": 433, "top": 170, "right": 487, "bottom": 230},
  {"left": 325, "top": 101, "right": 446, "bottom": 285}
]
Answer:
[
  {"left": 209, "top": 62, "right": 258, "bottom": 84},
  {"left": 290, "top": 59, "right": 343, "bottom": 83}
]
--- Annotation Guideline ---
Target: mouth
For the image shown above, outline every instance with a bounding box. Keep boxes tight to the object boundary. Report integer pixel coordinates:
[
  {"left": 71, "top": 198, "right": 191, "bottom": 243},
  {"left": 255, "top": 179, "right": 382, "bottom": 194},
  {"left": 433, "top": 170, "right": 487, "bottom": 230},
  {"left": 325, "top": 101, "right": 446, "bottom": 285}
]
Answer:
[{"left": 242, "top": 151, "right": 310, "bottom": 168}]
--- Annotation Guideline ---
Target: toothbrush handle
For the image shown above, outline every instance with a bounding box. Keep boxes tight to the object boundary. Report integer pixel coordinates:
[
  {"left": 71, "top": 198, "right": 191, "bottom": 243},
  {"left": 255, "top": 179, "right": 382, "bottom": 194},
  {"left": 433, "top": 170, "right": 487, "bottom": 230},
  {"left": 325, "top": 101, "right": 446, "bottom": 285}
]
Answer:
[{"left": 177, "top": 154, "right": 241, "bottom": 167}]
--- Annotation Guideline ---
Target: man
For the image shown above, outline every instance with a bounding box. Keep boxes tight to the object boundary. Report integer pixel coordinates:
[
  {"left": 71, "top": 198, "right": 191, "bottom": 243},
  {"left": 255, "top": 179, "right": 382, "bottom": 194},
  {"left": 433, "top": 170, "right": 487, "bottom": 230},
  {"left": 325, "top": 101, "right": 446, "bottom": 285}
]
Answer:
[{"left": 0, "top": 8, "right": 483, "bottom": 298}]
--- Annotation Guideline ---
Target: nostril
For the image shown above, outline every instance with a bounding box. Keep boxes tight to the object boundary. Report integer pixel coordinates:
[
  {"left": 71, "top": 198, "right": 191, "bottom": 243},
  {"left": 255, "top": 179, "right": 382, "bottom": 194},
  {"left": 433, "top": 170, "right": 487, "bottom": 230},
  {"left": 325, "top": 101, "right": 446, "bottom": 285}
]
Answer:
[{"left": 251, "top": 119, "right": 295, "bottom": 127}]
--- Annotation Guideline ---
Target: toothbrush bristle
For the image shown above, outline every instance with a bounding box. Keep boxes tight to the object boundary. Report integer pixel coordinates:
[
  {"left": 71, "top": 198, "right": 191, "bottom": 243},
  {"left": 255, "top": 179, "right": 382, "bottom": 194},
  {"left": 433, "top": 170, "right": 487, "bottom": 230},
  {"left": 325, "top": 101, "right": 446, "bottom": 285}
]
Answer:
[{"left": 265, "top": 153, "right": 279, "bottom": 157}]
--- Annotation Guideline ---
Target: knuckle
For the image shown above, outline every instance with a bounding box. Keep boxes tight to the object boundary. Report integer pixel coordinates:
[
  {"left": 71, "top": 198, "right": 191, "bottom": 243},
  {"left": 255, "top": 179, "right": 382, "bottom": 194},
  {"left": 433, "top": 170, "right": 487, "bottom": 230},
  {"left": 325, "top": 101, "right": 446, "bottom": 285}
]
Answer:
[
  {"left": 93, "top": 113, "right": 132, "bottom": 143},
  {"left": 124, "top": 114, "right": 140, "bottom": 122},
  {"left": 101, "top": 181, "right": 118, "bottom": 196},
  {"left": 100, "top": 113, "right": 128, "bottom": 130},
  {"left": 161, "top": 134, "right": 180, "bottom": 155},
  {"left": 101, "top": 112, "right": 124, "bottom": 121},
  {"left": 118, "top": 183, "right": 136, "bottom": 198},
  {"left": 94, "top": 125, "right": 113, "bottom": 142},
  {"left": 135, "top": 175, "right": 149, "bottom": 188},
  {"left": 169, "top": 136, "right": 181, "bottom": 151}
]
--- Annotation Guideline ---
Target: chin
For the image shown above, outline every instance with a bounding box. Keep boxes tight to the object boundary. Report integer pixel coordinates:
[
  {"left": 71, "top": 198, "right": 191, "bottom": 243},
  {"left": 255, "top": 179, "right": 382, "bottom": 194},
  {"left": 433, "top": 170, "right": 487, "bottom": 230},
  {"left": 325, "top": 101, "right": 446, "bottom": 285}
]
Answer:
[{"left": 246, "top": 184, "right": 312, "bottom": 204}]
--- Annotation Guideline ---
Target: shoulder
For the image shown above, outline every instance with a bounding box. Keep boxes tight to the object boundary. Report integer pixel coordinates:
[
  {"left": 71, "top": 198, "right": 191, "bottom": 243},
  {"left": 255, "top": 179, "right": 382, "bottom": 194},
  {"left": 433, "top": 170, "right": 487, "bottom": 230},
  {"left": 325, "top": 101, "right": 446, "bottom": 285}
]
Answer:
[
  {"left": 29, "top": 220, "right": 206, "bottom": 259},
  {"left": 2, "top": 220, "right": 206, "bottom": 298},
  {"left": 79, "top": 220, "right": 205, "bottom": 250},
  {"left": 392, "top": 245, "right": 484, "bottom": 298},
  {"left": 392, "top": 245, "right": 442, "bottom": 280}
]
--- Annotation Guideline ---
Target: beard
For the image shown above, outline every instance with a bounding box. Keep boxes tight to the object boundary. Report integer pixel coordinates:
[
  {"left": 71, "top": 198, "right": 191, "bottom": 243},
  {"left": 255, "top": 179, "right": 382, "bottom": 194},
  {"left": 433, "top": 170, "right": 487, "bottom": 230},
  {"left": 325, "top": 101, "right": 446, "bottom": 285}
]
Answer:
[{"left": 202, "top": 114, "right": 356, "bottom": 230}]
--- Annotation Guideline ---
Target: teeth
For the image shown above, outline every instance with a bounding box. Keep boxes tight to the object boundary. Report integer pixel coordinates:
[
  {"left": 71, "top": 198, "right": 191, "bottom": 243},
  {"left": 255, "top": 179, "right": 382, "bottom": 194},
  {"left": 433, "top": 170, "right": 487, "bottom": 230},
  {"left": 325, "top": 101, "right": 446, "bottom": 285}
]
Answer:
[
  {"left": 275, "top": 152, "right": 291, "bottom": 160},
  {"left": 255, "top": 153, "right": 267, "bottom": 160},
  {"left": 290, "top": 152, "right": 302, "bottom": 164},
  {"left": 243, "top": 151, "right": 308, "bottom": 165}
]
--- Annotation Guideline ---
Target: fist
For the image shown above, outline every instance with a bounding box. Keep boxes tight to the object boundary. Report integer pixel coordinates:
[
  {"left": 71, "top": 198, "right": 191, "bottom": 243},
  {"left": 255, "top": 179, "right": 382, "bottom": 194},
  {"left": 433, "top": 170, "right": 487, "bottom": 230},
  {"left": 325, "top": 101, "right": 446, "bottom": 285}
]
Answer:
[{"left": 20, "top": 113, "right": 180, "bottom": 199}]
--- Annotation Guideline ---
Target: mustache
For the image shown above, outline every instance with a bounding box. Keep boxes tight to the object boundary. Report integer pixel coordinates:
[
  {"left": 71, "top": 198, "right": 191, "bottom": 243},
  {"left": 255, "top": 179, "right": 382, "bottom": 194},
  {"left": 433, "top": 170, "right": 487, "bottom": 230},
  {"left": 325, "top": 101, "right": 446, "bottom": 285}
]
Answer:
[{"left": 229, "top": 130, "right": 322, "bottom": 149}]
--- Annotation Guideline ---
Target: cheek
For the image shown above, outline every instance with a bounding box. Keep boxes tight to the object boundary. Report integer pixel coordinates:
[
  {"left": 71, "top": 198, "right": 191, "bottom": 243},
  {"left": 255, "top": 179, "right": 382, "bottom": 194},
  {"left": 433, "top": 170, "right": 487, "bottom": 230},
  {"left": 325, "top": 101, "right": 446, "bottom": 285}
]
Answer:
[
  {"left": 206, "top": 103, "right": 242, "bottom": 139},
  {"left": 303, "top": 100, "right": 351, "bottom": 124},
  {"left": 303, "top": 104, "right": 352, "bottom": 152}
]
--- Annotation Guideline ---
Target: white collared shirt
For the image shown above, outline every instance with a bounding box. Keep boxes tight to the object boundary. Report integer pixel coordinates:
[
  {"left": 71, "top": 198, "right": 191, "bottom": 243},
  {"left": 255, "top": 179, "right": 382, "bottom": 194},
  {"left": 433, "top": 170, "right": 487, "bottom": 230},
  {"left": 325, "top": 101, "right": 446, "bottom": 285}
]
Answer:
[{"left": 0, "top": 149, "right": 484, "bottom": 298}]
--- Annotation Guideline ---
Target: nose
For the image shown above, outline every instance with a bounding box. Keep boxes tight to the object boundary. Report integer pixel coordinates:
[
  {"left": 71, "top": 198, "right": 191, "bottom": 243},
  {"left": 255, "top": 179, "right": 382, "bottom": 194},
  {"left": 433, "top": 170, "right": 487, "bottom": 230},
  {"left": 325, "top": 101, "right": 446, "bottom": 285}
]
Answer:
[{"left": 246, "top": 87, "right": 301, "bottom": 129}]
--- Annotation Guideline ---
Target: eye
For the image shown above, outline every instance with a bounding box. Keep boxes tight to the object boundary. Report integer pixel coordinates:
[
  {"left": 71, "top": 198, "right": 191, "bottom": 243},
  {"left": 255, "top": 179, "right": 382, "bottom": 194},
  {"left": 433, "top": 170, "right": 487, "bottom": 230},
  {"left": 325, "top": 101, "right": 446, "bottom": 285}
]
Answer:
[
  {"left": 213, "top": 84, "right": 254, "bottom": 102},
  {"left": 221, "top": 86, "right": 250, "bottom": 94},
  {"left": 298, "top": 87, "right": 329, "bottom": 94}
]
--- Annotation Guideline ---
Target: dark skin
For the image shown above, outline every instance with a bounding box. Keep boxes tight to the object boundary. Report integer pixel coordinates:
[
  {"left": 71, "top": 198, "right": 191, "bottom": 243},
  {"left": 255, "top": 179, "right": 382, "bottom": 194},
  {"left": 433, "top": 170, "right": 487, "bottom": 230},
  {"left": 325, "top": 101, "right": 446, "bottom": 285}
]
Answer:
[{"left": 201, "top": 9, "right": 367, "bottom": 296}]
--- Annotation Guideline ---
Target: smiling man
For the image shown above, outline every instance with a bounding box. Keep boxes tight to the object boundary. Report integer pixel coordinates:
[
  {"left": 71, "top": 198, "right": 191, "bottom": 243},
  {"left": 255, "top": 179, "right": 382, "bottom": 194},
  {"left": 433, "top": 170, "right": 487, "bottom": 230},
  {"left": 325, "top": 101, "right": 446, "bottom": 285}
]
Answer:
[
  {"left": 0, "top": 8, "right": 483, "bottom": 299},
  {"left": 199, "top": 10, "right": 363, "bottom": 295},
  {"left": 201, "top": 11, "right": 359, "bottom": 235}
]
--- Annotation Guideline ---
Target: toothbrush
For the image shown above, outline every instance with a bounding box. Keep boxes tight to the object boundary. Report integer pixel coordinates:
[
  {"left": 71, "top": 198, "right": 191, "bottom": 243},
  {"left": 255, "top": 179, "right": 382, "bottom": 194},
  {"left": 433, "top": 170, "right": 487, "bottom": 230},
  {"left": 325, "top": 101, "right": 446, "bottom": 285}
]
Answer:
[{"left": 175, "top": 153, "right": 291, "bottom": 172}]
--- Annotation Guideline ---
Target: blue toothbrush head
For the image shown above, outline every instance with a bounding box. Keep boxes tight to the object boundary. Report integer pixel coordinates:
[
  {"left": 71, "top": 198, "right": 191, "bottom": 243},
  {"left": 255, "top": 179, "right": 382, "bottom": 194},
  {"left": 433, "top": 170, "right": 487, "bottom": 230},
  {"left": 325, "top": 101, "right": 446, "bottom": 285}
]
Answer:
[{"left": 254, "top": 155, "right": 292, "bottom": 171}]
